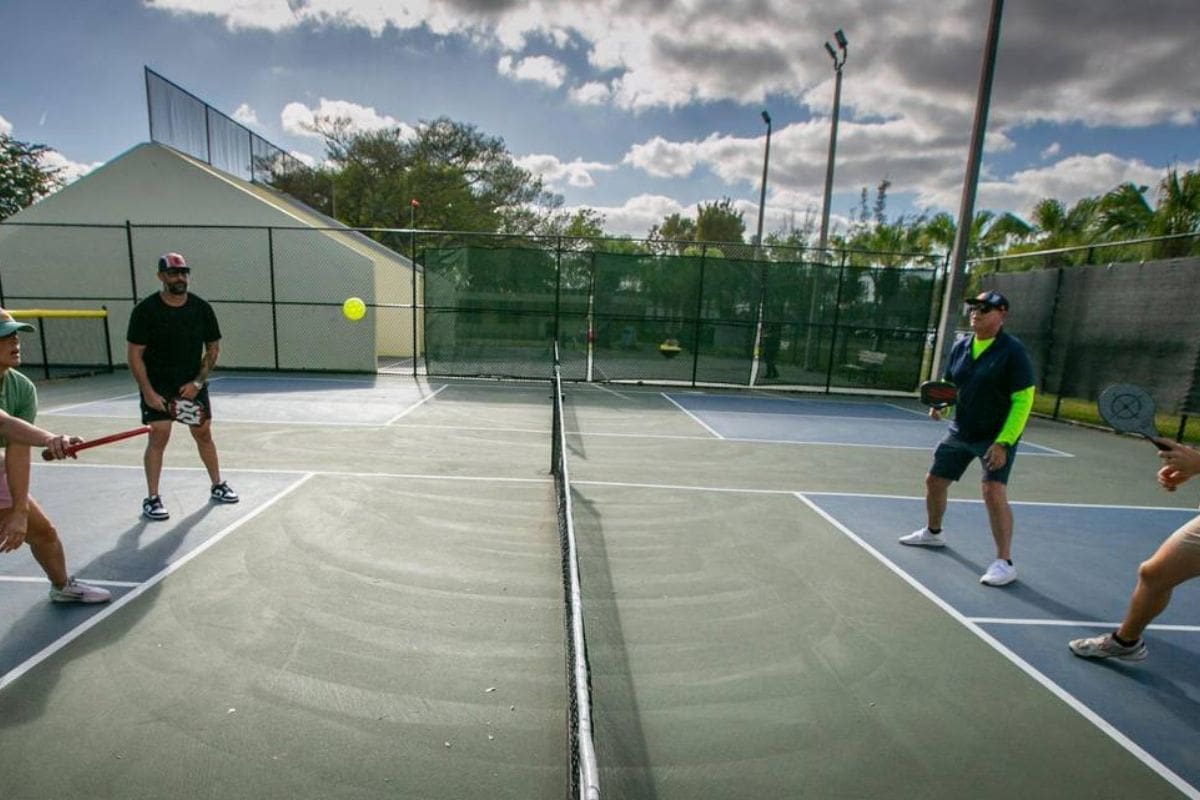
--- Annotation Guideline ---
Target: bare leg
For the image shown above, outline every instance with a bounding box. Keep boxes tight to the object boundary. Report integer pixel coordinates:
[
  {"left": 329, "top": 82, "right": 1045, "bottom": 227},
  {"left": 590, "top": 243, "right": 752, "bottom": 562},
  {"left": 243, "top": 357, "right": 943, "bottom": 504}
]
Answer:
[
  {"left": 18, "top": 497, "right": 69, "bottom": 588},
  {"left": 925, "top": 474, "right": 952, "bottom": 529},
  {"left": 981, "top": 480, "right": 1013, "bottom": 560},
  {"left": 189, "top": 420, "right": 222, "bottom": 485},
  {"left": 144, "top": 421, "right": 172, "bottom": 496},
  {"left": 1116, "top": 526, "right": 1200, "bottom": 642}
]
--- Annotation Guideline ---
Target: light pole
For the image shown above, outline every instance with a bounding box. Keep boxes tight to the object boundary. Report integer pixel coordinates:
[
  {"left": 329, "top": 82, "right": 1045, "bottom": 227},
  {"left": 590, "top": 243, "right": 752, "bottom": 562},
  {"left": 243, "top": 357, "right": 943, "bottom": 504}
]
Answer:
[
  {"left": 755, "top": 110, "right": 772, "bottom": 248},
  {"left": 750, "top": 110, "right": 773, "bottom": 386},
  {"left": 807, "top": 29, "right": 847, "bottom": 372},
  {"left": 817, "top": 29, "right": 848, "bottom": 254}
]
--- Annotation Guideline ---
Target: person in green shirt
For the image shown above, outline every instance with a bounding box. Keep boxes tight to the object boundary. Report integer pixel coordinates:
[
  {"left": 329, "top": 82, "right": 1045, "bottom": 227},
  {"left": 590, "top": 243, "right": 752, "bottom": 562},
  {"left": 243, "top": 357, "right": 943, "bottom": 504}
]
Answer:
[
  {"left": 0, "top": 309, "right": 111, "bottom": 603},
  {"left": 900, "top": 291, "right": 1035, "bottom": 587}
]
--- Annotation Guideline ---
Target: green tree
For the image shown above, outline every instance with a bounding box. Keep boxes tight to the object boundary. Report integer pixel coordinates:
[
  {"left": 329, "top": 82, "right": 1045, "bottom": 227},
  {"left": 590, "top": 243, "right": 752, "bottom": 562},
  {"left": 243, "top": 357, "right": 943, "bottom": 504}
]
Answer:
[
  {"left": 278, "top": 115, "right": 560, "bottom": 235},
  {"left": 0, "top": 133, "right": 63, "bottom": 220},
  {"left": 695, "top": 197, "right": 745, "bottom": 245},
  {"left": 647, "top": 212, "right": 697, "bottom": 254}
]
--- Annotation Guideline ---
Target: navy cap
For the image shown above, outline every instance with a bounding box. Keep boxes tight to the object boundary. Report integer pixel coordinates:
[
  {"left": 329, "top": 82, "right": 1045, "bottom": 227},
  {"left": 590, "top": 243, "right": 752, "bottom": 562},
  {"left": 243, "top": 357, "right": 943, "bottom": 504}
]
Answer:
[{"left": 965, "top": 290, "right": 1009, "bottom": 311}]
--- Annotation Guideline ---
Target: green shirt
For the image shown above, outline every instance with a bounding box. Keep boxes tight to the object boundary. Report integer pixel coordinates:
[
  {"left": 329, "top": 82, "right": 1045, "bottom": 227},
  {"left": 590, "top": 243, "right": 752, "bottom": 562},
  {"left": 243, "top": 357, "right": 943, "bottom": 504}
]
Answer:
[{"left": 0, "top": 369, "right": 38, "bottom": 447}]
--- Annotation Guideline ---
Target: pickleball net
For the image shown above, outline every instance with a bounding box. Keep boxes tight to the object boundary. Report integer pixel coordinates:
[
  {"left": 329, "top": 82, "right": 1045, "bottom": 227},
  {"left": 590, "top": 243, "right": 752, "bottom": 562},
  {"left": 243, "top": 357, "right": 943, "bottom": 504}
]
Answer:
[{"left": 551, "top": 343, "right": 601, "bottom": 800}]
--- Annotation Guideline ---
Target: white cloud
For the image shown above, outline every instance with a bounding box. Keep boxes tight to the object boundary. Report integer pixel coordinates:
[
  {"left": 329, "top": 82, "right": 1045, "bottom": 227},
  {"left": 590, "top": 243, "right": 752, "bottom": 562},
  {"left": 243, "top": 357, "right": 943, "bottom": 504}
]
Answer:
[
  {"left": 516, "top": 153, "right": 614, "bottom": 188},
  {"left": 280, "top": 98, "right": 413, "bottom": 139},
  {"left": 0, "top": 114, "right": 11, "bottom": 136},
  {"left": 232, "top": 103, "right": 259, "bottom": 126},
  {"left": 289, "top": 149, "right": 317, "bottom": 168},
  {"left": 497, "top": 54, "right": 566, "bottom": 89},
  {"left": 922, "top": 153, "right": 1171, "bottom": 222},
  {"left": 39, "top": 149, "right": 102, "bottom": 184},
  {"left": 568, "top": 81, "right": 611, "bottom": 106},
  {"left": 143, "top": 1, "right": 1200, "bottom": 227},
  {"left": 570, "top": 193, "right": 685, "bottom": 237}
]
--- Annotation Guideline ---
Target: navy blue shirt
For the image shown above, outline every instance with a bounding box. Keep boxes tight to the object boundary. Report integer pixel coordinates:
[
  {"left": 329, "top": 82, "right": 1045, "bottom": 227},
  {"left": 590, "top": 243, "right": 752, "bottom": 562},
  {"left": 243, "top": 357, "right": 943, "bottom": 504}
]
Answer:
[{"left": 943, "top": 328, "right": 1034, "bottom": 442}]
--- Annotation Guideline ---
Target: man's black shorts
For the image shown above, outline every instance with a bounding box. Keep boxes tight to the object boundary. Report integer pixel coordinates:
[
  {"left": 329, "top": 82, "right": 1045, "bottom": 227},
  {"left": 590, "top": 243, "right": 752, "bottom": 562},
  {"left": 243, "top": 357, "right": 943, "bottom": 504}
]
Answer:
[{"left": 140, "top": 385, "right": 211, "bottom": 425}]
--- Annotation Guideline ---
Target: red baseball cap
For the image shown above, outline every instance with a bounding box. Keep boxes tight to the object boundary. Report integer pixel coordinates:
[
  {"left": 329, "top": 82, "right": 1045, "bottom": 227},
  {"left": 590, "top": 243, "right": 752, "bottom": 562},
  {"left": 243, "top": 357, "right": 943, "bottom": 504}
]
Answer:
[{"left": 158, "top": 252, "right": 189, "bottom": 271}]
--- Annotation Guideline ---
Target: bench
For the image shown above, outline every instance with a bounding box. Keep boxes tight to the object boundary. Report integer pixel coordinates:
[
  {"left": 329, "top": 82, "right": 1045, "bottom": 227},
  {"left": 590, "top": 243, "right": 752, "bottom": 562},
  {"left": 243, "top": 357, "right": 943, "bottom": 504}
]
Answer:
[{"left": 846, "top": 349, "right": 887, "bottom": 380}]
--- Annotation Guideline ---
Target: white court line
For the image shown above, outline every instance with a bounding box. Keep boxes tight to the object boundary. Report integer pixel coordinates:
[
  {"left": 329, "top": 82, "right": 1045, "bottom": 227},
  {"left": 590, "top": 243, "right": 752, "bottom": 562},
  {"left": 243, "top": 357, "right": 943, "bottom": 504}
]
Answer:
[
  {"left": 0, "top": 577, "right": 140, "bottom": 588},
  {"left": 43, "top": 389, "right": 141, "bottom": 416},
  {"left": 0, "top": 473, "right": 316, "bottom": 694},
  {"left": 585, "top": 382, "right": 637, "bottom": 401},
  {"left": 40, "top": 461, "right": 553, "bottom": 484},
  {"left": 659, "top": 392, "right": 724, "bottom": 439},
  {"left": 795, "top": 491, "right": 1199, "bottom": 800},
  {"left": 970, "top": 617, "right": 1200, "bottom": 633},
  {"left": 561, "top": 480, "right": 1200, "bottom": 514},
  {"left": 384, "top": 384, "right": 448, "bottom": 425}
]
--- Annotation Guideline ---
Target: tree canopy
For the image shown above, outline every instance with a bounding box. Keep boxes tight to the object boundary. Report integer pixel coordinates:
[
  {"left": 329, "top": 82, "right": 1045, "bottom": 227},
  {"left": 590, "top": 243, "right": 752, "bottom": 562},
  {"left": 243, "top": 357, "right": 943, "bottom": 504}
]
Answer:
[
  {"left": 0, "top": 133, "right": 63, "bottom": 220},
  {"left": 272, "top": 116, "right": 562, "bottom": 234}
]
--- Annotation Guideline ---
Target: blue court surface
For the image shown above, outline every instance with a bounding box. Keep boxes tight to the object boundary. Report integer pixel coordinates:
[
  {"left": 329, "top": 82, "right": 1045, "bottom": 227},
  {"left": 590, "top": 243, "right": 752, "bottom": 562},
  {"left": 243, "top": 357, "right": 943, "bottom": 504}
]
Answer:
[
  {"left": 665, "top": 392, "right": 1067, "bottom": 454},
  {"left": 0, "top": 466, "right": 303, "bottom": 683},
  {"left": 44, "top": 375, "right": 445, "bottom": 427},
  {"left": 805, "top": 492, "right": 1200, "bottom": 795}
]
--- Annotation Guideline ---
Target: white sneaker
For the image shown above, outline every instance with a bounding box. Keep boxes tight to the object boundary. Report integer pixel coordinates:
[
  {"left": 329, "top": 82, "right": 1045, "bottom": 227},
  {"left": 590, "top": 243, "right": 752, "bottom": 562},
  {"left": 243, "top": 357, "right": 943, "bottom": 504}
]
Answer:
[
  {"left": 899, "top": 527, "right": 945, "bottom": 547},
  {"left": 1068, "top": 632, "right": 1147, "bottom": 661},
  {"left": 980, "top": 559, "right": 1017, "bottom": 586},
  {"left": 49, "top": 577, "right": 112, "bottom": 604}
]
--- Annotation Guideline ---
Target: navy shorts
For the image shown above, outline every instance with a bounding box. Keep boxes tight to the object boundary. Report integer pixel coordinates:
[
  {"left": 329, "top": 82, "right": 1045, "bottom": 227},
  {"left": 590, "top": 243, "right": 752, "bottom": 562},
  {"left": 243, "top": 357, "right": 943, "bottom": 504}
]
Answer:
[
  {"left": 140, "top": 386, "right": 211, "bottom": 425},
  {"left": 929, "top": 431, "right": 1017, "bottom": 485}
]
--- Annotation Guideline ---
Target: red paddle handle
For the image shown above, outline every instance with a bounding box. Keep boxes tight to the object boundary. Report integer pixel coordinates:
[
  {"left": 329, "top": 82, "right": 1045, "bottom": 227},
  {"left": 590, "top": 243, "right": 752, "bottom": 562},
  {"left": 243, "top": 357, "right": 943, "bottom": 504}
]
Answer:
[{"left": 42, "top": 426, "right": 152, "bottom": 461}]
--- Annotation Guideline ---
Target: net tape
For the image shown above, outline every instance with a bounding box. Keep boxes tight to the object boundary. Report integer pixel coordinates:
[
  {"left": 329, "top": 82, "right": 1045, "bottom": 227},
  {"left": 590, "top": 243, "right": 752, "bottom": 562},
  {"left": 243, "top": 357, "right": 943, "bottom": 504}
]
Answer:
[{"left": 552, "top": 342, "right": 601, "bottom": 800}]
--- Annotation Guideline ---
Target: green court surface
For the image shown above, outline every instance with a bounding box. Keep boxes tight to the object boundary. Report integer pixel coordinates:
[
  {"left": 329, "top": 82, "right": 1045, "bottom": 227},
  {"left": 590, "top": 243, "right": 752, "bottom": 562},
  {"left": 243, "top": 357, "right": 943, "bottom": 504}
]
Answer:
[{"left": 0, "top": 372, "right": 1195, "bottom": 799}]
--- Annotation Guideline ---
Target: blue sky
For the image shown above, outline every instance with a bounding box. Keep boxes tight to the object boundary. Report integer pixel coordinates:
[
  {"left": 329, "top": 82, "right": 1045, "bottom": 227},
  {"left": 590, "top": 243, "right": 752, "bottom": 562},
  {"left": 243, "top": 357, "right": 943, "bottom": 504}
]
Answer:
[{"left": 1, "top": 0, "right": 1198, "bottom": 238}]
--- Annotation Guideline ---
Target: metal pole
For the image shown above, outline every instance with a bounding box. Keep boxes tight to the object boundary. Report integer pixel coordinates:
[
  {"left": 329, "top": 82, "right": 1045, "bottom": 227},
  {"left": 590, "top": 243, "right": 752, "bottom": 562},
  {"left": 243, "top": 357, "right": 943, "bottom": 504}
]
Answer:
[
  {"left": 410, "top": 200, "right": 418, "bottom": 379},
  {"left": 755, "top": 111, "right": 772, "bottom": 247},
  {"left": 817, "top": 31, "right": 848, "bottom": 253},
  {"left": 931, "top": 0, "right": 1005, "bottom": 378}
]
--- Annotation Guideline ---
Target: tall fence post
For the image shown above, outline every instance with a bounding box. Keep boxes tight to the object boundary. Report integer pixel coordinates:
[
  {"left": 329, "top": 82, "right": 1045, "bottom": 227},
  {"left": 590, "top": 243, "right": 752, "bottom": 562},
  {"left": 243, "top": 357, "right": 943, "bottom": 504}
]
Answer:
[
  {"left": 554, "top": 236, "right": 563, "bottom": 348},
  {"left": 125, "top": 221, "right": 139, "bottom": 302},
  {"left": 690, "top": 244, "right": 707, "bottom": 387},
  {"left": 824, "top": 249, "right": 848, "bottom": 394},
  {"left": 411, "top": 228, "right": 418, "bottom": 379},
  {"left": 1046, "top": 265, "right": 1066, "bottom": 420},
  {"left": 268, "top": 227, "right": 280, "bottom": 370}
]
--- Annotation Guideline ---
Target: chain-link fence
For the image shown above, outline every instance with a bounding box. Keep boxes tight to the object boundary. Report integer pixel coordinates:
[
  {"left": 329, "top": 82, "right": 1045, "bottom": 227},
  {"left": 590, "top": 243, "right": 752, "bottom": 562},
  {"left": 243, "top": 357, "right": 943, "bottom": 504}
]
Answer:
[
  {"left": 0, "top": 221, "right": 945, "bottom": 392},
  {"left": 971, "top": 234, "right": 1200, "bottom": 435}
]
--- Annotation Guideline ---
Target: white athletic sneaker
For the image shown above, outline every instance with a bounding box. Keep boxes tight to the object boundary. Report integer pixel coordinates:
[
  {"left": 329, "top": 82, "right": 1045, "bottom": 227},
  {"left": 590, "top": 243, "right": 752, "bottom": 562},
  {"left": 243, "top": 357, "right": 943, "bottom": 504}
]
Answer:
[
  {"left": 980, "top": 559, "right": 1017, "bottom": 586},
  {"left": 49, "top": 577, "right": 112, "bottom": 604},
  {"left": 1068, "top": 632, "right": 1147, "bottom": 662},
  {"left": 899, "top": 527, "right": 945, "bottom": 547}
]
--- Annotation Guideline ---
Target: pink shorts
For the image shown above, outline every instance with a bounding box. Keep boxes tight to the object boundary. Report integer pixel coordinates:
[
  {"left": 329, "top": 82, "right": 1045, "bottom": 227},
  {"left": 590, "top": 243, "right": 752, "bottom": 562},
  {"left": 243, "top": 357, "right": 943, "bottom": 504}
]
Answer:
[{"left": 1166, "top": 515, "right": 1200, "bottom": 553}]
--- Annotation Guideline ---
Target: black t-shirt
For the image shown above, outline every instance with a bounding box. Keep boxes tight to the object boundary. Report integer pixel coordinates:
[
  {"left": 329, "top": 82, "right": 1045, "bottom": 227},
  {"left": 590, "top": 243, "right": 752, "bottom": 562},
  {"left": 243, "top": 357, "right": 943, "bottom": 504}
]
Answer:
[{"left": 127, "top": 293, "right": 221, "bottom": 393}]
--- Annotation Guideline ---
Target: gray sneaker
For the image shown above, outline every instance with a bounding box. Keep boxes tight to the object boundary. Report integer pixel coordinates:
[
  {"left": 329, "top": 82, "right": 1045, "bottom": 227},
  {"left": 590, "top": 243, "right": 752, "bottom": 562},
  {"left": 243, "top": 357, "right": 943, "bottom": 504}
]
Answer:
[
  {"left": 49, "top": 577, "right": 112, "bottom": 604},
  {"left": 1069, "top": 632, "right": 1147, "bottom": 662},
  {"left": 899, "top": 527, "right": 945, "bottom": 547}
]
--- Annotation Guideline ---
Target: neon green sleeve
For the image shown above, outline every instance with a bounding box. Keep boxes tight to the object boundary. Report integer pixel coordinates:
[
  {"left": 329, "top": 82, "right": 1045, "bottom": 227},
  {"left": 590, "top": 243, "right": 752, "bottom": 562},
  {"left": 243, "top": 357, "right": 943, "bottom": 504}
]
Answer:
[{"left": 995, "top": 385, "right": 1035, "bottom": 446}]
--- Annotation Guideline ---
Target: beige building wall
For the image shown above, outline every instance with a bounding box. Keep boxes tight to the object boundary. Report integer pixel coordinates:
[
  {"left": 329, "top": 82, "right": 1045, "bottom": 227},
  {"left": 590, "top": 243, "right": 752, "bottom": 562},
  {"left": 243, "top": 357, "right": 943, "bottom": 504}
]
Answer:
[{"left": 0, "top": 142, "right": 419, "bottom": 372}]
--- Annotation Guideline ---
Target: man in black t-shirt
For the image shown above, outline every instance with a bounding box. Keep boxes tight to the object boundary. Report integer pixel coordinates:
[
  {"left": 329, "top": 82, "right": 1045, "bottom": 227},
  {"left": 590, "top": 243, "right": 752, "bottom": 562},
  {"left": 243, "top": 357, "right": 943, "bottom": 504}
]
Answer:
[{"left": 127, "top": 252, "right": 238, "bottom": 521}]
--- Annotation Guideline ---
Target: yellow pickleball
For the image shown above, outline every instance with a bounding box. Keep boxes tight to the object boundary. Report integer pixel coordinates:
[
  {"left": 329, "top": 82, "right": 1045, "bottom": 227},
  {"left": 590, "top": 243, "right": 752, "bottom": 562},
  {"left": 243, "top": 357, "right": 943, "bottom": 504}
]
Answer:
[{"left": 342, "top": 297, "right": 366, "bottom": 321}]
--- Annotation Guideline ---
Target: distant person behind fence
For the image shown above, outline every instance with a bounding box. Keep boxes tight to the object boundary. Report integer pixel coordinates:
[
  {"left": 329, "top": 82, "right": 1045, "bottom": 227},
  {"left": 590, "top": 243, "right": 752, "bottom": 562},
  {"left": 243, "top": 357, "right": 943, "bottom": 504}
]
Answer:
[{"left": 126, "top": 252, "right": 239, "bottom": 521}]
